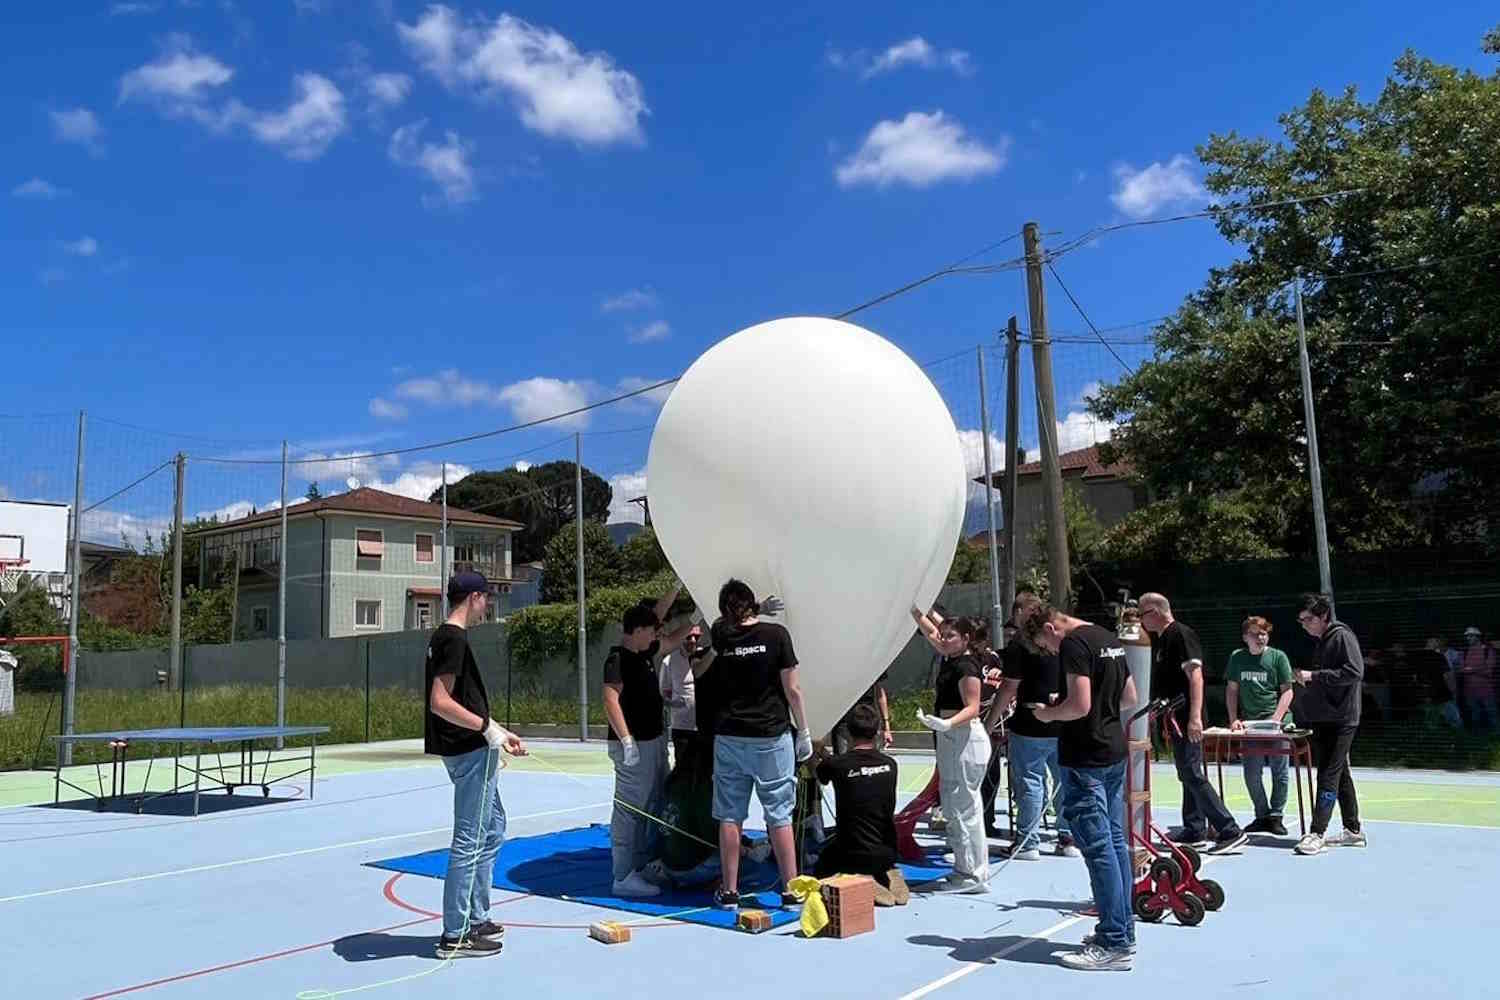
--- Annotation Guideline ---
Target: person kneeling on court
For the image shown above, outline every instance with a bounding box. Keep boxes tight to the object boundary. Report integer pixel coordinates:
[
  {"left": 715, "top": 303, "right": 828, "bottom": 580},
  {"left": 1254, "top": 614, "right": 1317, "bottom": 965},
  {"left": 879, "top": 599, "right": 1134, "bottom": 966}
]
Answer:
[
  {"left": 602, "top": 587, "right": 696, "bottom": 897},
  {"left": 813, "top": 703, "right": 909, "bottom": 906},
  {"left": 426, "top": 572, "right": 527, "bottom": 960}
]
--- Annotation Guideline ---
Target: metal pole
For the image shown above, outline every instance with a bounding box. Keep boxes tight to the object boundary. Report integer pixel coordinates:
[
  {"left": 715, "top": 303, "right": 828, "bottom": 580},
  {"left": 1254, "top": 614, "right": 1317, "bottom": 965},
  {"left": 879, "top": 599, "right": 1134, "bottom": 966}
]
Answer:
[
  {"left": 169, "top": 453, "right": 185, "bottom": 690},
  {"left": 575, "top": 433, "right": 588, "bottom": 742},
  {"left": 64, "top": 411, "right": 85, "bottom": 767},
  {"left": 1295, "top": 274, "right": 1335, "bottom": 611},
  {"left": 440, "top": 463, "right": 449, "bottom": 618},
  {"left": 1002, "top": 317, "right": 1021, "bottom": 619},
  {"left": 1022, "top": 222, "right": 1072, "bottom": 608},
  {"left": 977, "top": 346, "right": 1002, "bottom": 639},
  {"left": 277, "top": 441, "right": 288, "bottom": 748}
]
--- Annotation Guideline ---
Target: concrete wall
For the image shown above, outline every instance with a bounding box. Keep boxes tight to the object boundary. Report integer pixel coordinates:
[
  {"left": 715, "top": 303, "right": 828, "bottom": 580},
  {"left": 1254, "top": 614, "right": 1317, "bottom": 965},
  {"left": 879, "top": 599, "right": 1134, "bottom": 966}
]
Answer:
[{"left": 1011, "top": 472, "right": 1144, "bottom": 568}]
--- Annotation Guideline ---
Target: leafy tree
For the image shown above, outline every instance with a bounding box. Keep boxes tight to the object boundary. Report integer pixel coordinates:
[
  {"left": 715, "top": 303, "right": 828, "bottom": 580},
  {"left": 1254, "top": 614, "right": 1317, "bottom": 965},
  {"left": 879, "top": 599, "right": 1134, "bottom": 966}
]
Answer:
[
  {"left": 946, "top": 538, "right": 989, "bottom": 585},
  {"left": 437, "top": 463, "right": 613, "bottom": 564},
  {"left": 305, "top": 482, "right": 322, "bottom": 501},
  {"left": 1027, "top": 483, "right": 1109, "bottom": 609},
  {"left": 1091, "top": 30, "right": 1500, "bottom": 559},
  {"left": 617, "top": 527, "right": 669, "bottom": 585},
  {"left": 183, "top": 585, "right": 235, "bottom": 644},
  {"left": 0, "top": 581, "right": 65, "bottom": 690},
  {"left": 541, "top": 520, "right": 621, "bottom": 603}
]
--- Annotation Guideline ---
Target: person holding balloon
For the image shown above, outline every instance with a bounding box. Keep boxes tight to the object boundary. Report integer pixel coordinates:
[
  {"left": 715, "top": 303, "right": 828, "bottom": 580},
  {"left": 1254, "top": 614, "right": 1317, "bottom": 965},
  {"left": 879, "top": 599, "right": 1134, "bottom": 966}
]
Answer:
[{"left": 911, "top": 609, "right": 992, "bottom": 893}]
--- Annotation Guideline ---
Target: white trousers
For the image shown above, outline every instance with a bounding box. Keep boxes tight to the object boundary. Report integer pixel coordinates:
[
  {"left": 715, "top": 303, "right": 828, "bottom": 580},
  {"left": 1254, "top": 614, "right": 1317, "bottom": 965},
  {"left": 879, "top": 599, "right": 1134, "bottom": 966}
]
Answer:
[{"left": 936, "top": 719, "right": 991, "bottom": 879}]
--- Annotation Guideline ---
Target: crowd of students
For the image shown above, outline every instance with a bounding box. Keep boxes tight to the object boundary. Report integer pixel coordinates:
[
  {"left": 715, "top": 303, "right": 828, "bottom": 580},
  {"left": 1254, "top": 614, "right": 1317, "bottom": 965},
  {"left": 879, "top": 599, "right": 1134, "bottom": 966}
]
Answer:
[{"left": 419, "top": 569, "right": 1369, "bottom": 973}]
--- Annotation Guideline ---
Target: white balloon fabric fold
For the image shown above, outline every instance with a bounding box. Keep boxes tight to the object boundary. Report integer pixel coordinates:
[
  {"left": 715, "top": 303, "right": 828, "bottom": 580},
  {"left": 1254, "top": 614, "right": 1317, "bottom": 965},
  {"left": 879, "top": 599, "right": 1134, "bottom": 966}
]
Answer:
[{"left": 646, "top": 316, "right": 968, "bottom": 738}]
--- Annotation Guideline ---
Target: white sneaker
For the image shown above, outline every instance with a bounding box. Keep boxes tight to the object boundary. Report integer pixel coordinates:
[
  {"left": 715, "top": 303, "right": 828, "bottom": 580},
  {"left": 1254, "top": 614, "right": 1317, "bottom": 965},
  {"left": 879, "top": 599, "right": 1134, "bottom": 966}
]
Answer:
[
  {"left": 1333, "top": 828, "right": 1367, "bottom": 848},
  {"left": 1061, "top": 943, "right": 1133, "bottom": 971},
  {"left": 1082, "top": 932, "right": 1137, "bottom": 955},
  {"left": 1294, "top": 832, "right": 1325, "bottom": 856},
  {"left": 1054, "top": 838, "right": 1082, "bottom": 858},
  {"left": 942, "top": 873, "right": 990, "bottom": 895},
  {"left": 613, "top": 871, "right": 662, "bottom": 897},
  {"left": 1010, "top": 847, "right": 1041, "bottom": 861}
]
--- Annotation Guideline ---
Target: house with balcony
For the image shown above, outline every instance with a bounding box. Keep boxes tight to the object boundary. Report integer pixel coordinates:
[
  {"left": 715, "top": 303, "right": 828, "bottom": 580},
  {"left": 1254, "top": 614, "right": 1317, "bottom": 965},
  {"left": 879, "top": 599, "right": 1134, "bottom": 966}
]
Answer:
[{"left": 189, "top": 487, "right": 524, "bottom": 640}]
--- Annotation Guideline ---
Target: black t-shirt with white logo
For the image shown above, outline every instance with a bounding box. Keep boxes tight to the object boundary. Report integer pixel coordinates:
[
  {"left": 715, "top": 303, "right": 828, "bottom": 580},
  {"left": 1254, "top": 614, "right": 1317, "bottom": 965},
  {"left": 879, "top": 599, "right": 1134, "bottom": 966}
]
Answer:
[
  {"left": 1001, "top": 641, "right": 1063, "bottom": 738},
  {"left": 711, "top": 621, "right": 798, "bottom": 738},
  {"left": 815, "top": 748, "right": 898, "bottom": 870},
  {"left": 934, "top": 654, "right": 982, "bottom": 713},
  {"left": 1057, "top": 624, "right": 1130, "bottom": 768},
  {"left": 602, "top": 640, "right": 664, "bottom": 743},
  {"left": 424, "top": 624, "right": 490, "bottom": 757},
  {"left": 1152, "top": 621, "right": 1203, "bottom": 721}
]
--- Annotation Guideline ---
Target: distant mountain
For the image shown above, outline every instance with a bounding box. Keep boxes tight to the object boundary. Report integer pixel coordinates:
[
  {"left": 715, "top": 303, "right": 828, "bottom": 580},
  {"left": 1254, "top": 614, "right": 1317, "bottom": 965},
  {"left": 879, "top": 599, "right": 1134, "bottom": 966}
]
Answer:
[{"left": 607, "top": 522, "right": 644, "bottom": 546}]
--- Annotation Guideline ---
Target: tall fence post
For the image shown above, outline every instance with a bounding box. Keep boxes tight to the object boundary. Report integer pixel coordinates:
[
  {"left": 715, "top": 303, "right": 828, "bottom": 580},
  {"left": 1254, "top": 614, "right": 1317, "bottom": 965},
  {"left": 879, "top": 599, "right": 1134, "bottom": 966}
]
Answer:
[
  {"left": 277, "top": 441, "right": 288, "bottom": 747},
  {"left": 575, "top": 433, "right": 588, "bottom": 742},
  {"left": 1023, "top": 223, "right": 1072, "bottom": 608},
  {"left": 440, "top": 463, "right": 449, "bottom": 619},
  {"left": 1002, "top": 317, "right": 1021, "bottom": 620},
  {"left": 977, "top": 346, "right": 1003, "bottom": 638},
  {"left": 1294, "top": 273, "right": 1335, "bottom": 612},
  {"left": 169, "top": 453, "right": 186, "bottom": 693},
  {"left": 63, "top": 411, "right": 85, "bottom": 766}
]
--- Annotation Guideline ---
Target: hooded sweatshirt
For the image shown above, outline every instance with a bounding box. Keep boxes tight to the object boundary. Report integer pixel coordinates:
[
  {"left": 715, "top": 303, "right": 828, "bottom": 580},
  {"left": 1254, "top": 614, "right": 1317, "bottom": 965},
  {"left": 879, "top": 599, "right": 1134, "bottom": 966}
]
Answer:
[{"left": 1296, "top": 621, "right": 1364, "bottom": 725}]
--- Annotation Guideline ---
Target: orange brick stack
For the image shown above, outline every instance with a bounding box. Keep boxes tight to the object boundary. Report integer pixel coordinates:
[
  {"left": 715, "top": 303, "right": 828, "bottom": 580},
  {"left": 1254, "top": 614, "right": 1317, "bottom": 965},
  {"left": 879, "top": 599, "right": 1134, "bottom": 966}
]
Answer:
[
  {"left": 588, "top": 921, "right": 632, "bottom": 944},
  {"left": 736, "top": 909, "right": 773, "bottom": 934},
  {"left": 819, "top": 875, "right": 875, "bottom": 939}
]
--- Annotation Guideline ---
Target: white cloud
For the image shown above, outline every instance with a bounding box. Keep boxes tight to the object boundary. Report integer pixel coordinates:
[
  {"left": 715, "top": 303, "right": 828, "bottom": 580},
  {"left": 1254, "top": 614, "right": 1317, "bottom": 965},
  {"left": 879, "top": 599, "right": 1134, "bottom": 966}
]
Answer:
[
  {"left": 61, "top": 236, "right": 98, "bottom": 257},
  {"left": 246, "top": 73, "right": 347, "bottom": 160},
  {"left": 513, "top": 460, "right": 532, "bottom": 473},
  {"left": 12, "top": 178, "right": 63, "bottom": 199},
  {"left": 1055, "top": 409, "right": 1114, "bottom": 454},
  {"left": 957, "top": 428, "right": 1007, "bottom": 481},
  {"left": 835, "top": 111, "right": 1006, "bottom": 189},
  {"left": 864, "top": 37, "right": 973, "bottom": 78},
  {"left": 293, "top": 450, "right": 400, "bottom": 485},
  {"left": 600, "top": 288, "right": 656, "bottom": 313},
  {"left": 1070, "top": 381, "right": 1102, "bottom": 410},
  {"left": 606, "top": 468, "right": 647, "bottom": 524},
  {"left": 111, "top": 2, "right": 161, "bottom": 13},
  {"left": 119, "top": 47, "right": 234, "bottom": 104},
  {"left": 398, "top": 7, "right": 647, "bottom": 146},
  {"left": 1110, "top": 154, "right": 1205, "bottom": 219},
  {"left": 50, "top": 108, "right": 104, "bottom": 153},
  {"left": 366, "top": 462, "right": 475, "bottom": 502},
  {"left": 368, "top": 396, "right": 408, "bottom": 420},
  {"left": 366, "top": 71, "right": 413, "bottom": 108},
  {"left": 497, "top": 377, "right": 591, "bottom": 428},
  {"left": 628, "top": 320, "right": 671, "bottom": 344},
  {"left": 389, "top": 120, "right": 477, "bottom": 205},
  {"left": 81, "top": 509, "right": 172, "bottom": 549},
  {"left": 394, "top": 369, "right": 498, "bottom": 407}
]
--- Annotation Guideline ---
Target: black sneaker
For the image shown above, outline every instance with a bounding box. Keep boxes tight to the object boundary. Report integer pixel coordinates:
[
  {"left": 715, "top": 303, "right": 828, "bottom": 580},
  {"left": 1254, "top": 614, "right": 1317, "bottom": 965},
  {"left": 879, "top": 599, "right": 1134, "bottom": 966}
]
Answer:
[
  {"left": 436, "top": 934, "right": 503, "bottom": 959},
  {"left": 713, "top": 887, "right": 740, "bottom": 911},
  {"left": 1208, "top": 830, "right": 1249, "bottom": 854},
  {"left": 470, "top": 920, "right": 505, "bottom": 940},
  {"left": 1267, "top": 818, "right": 1288, "bottom": 837},
  {"left": 1243, "top": 817, "right": 1270, "bottom": 834}
]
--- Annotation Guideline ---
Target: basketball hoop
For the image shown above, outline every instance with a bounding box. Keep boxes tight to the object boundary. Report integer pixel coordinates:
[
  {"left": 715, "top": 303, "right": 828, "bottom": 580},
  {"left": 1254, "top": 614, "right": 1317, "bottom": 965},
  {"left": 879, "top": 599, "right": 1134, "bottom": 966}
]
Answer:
[{"left": 0, "top": 559, "right": 25, "bottom": 595}]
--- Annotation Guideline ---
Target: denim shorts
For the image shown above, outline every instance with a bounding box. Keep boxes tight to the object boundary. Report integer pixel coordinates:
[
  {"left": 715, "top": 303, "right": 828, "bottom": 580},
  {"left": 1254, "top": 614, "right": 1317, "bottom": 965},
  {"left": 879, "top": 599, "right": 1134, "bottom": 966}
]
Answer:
[{"left": 712, "top": 732, "right": 796, "bottom": 828}]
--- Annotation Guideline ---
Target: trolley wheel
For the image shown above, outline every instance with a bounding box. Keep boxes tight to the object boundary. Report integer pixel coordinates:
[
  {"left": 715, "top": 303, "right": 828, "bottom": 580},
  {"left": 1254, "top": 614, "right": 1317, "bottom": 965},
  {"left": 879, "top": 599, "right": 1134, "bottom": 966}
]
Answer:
[
  {"left": 1178, "top": 844, "right": 1203, "bottom": 873},
  {"left": 1133, "top": 890, "right": 1167, "bottom": 923},
  {"left": 1174, "top": 891, "right": 1206, "bottom": 927},
  {"left": 1197, "top": 878, "right": 1225, "bottom": 911},
  {"left": 1149, "top": 856, "right": 1183, "bottom": 887}
]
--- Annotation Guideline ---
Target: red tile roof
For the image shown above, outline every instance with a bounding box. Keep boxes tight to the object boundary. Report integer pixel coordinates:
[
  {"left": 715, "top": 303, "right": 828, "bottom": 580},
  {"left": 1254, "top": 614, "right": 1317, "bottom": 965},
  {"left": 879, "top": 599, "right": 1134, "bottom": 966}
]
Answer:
[
  {"left": 188, "top": 487, "right": 524, "bottom": 535},
  {"left": 973, "top": 445, "right": 1132, "bottom": 486}
]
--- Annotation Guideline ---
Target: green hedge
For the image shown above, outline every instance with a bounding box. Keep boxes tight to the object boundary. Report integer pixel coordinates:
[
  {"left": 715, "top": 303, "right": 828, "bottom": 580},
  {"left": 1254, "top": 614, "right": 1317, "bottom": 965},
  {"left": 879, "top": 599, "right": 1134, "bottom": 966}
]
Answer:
[{"left": 506, "top": 572, "right": 690, "bottom": 672}]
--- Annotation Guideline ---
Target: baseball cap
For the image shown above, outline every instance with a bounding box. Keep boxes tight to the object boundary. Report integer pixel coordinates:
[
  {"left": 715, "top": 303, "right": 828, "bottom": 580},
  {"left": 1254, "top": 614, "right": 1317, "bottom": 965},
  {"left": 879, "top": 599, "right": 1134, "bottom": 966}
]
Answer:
[
  {"left": 448, "top": 571, "right": 490, "bottom": 602},
  {"left": 1464, "top": 626, "right": 1482, "bottom": 638}
]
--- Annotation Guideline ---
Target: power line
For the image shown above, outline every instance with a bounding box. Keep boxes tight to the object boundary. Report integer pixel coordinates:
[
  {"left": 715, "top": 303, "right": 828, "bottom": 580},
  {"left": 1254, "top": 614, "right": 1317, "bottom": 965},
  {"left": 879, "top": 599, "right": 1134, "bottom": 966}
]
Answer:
[
  {"left": 80, "top": 459, "right": 176, "bottom": 515},
  {"left": 1303, "top": 246, "right": 1500, "bottom": 284},
  {"left": 1045, "top": 261, "right": 1135, "bottom": 375}
]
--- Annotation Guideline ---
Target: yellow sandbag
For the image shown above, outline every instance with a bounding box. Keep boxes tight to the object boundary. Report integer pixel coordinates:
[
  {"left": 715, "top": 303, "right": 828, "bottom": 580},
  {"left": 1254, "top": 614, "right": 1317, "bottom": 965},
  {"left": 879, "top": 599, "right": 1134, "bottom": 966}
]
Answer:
[{"left": 787, "top": 875, "right": 828, "bottom": 937}]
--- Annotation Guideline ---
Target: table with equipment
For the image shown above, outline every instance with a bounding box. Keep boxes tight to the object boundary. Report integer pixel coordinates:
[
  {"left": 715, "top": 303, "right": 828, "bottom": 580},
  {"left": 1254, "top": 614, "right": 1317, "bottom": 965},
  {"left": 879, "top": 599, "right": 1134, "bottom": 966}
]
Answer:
[{"left": 1201, "top": 727, "right": 1315, "bottom": 835}]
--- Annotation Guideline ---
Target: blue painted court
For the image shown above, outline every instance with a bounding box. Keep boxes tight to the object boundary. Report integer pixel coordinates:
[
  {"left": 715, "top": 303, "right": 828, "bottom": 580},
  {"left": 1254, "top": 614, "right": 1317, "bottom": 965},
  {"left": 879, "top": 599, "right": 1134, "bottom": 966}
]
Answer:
[{"left": 1, "top": 740, "right": 1496, "bottom": 999}]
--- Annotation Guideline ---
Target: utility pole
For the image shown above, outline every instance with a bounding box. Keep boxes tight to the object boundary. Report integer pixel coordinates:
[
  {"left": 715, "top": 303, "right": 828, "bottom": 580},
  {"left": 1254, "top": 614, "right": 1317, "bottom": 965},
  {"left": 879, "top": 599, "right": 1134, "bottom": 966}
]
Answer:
[
  {"left": 1294, "top": 273, "right": 1335, "bottom": 611},
  {"left": 64, "top": 411, "right": 85, "bottom": 766},
  {"left": 575, "top": 433, "right": 588, "bottom": 742},
  {"left": 440, "top": 463, "right": 449, "bottom": 618},
  {"left": 977, "top": 347, "right": 1002, "bottom": 639},
  {"left": 169, "top": 453, "right": 186, "bottom": 691},
  {"left": 1002, "top": 317, "right": 1021, "bottom": 621},
  {"left": 277, "top": 441, "right": 288, "bottom": 748},
  {"left": 1022, "top": 223, "right": 1072, "bottom": 609}
]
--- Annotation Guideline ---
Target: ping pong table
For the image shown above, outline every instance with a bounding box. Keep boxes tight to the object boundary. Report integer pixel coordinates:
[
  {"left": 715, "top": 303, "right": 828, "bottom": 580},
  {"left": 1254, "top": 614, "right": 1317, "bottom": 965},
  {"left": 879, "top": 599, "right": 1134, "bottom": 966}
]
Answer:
[{"left": 51, "top": 726, "right": 330, "bottom": 816}]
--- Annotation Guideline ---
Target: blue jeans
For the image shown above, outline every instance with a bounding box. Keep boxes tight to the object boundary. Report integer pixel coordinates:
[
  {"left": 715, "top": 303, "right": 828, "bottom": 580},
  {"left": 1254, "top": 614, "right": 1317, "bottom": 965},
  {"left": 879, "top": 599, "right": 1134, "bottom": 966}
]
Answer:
[
  {"left": 1242, "top": 752, "right": 1289, "bottom": 820},
  {"left": 1062, "top": 761, "right": 1134, "bottom": 951},
  {"left": 442, "top": 746, "right": 507, "bottom": 939},
  {"left": 713, "top": 733, "right": 796, "bottom": 828},
  {"left": 1008, "top": 733, "right": 1071, "bottom": 850}
]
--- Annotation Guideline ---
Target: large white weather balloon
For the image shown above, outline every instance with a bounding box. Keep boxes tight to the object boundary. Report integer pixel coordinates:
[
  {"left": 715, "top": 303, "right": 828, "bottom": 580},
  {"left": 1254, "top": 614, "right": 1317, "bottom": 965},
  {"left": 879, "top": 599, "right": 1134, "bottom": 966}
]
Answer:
[{"left": 647, "top": 316, "right": 968, "bottom": 738}]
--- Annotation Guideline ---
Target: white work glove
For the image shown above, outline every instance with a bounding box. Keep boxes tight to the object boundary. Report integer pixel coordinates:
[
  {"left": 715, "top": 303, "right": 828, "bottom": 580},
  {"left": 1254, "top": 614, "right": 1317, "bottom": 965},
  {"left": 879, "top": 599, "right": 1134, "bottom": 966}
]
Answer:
[
  {"left": 916, "top": 710, "right": 952, "bottom": 734},
  {"left": 795, "top": 729, "right": 814, "bottom": 762},
  {"left": 621, "top": 736, "right": 640, "bottom": 767},
  {"left": 481, "top": 719, "right": 506, "bottom": 750}
]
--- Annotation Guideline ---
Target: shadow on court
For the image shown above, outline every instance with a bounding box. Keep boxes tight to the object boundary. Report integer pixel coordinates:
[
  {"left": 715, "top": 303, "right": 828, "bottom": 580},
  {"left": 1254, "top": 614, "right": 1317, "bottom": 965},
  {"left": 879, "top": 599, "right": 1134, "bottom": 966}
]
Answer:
[
  {"left": 40, "top": 791, "right": 296, "bottom": 816},
  {"left": 908, "top": 934, "right": 1074, "bottom": 967},
  {"left": 333, "top": 933, "right": 441, "bottom": 963}
]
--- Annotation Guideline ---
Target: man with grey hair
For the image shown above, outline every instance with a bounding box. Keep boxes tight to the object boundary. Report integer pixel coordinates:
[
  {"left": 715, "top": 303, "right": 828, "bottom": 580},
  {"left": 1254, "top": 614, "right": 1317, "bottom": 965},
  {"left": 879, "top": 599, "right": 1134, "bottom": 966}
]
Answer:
[{"left": 1139, "top": 592, "right": 1246, "bottom": 854}]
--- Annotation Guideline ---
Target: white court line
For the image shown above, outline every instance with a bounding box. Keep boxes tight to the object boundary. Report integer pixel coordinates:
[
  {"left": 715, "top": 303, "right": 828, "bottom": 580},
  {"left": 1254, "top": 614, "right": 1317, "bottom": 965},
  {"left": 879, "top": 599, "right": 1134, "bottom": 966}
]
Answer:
[
  {"left": 0, "top": 800, "right": 608, "bottom": 905},
  {"left": 895, "top": 915, "right": 1087, "bottom": 1000}
]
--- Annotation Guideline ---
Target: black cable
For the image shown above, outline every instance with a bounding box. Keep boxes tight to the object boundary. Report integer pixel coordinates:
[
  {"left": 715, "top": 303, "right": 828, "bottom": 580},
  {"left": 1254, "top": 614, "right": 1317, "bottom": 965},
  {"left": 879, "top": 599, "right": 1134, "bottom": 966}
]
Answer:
[
  {"left": 1045, "top": 261, "right": 1135, "bottom": 375},
  {"left": 80, "top": 459, "right": 176, "bottom": 515}
]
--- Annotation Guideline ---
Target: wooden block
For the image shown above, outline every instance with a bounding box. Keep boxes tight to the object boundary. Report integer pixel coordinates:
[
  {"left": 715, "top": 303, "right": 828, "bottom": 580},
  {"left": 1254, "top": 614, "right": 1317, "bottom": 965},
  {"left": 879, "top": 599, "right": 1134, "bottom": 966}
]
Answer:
[
  {"left": 588, "top": 921, "right": 631, "bottom": 944},
  {"left": 820, "top": 875, "right": 876, "bottom": 939},
  {"left": 736, "top": 909, "right": 773, "bottom": 933}
]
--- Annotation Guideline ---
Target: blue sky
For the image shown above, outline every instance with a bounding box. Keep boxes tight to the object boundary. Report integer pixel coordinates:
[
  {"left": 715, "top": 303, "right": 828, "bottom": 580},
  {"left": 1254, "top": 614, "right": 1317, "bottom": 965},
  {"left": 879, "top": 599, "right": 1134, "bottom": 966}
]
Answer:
[{"left": 3, "top": 1, "right": 1496, "bottom": 542}]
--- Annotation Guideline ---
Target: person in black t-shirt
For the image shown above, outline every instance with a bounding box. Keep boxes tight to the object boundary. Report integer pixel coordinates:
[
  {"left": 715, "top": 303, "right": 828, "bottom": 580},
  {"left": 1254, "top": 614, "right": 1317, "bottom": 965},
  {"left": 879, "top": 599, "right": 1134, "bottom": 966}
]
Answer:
[
  {"left": 988, "top": 593, "right": 1077, "bottom": 858},
  {"left": 813, "top": 703, "right": 907, "bottom": 905},
  {"left": 602, "top": 585, "right": 697, "bottom": 898},
  {"left": 687, "top": 579, "right": 809, "bottom": 911},
  {"left": 1021, "top": 601, "right": 1138, "bottom": 972},
  {"left": 832, "top": 672, "right": 892, "bottom": 754},
  {"left": 1139, "top": 593, "right": 1245, "bottom": 853},
  {"left": 424, "top": 572, "right": 527, "bottom": 960},
  {"left": 911, "top": 608, "right": 992, "bottom": 893}
]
